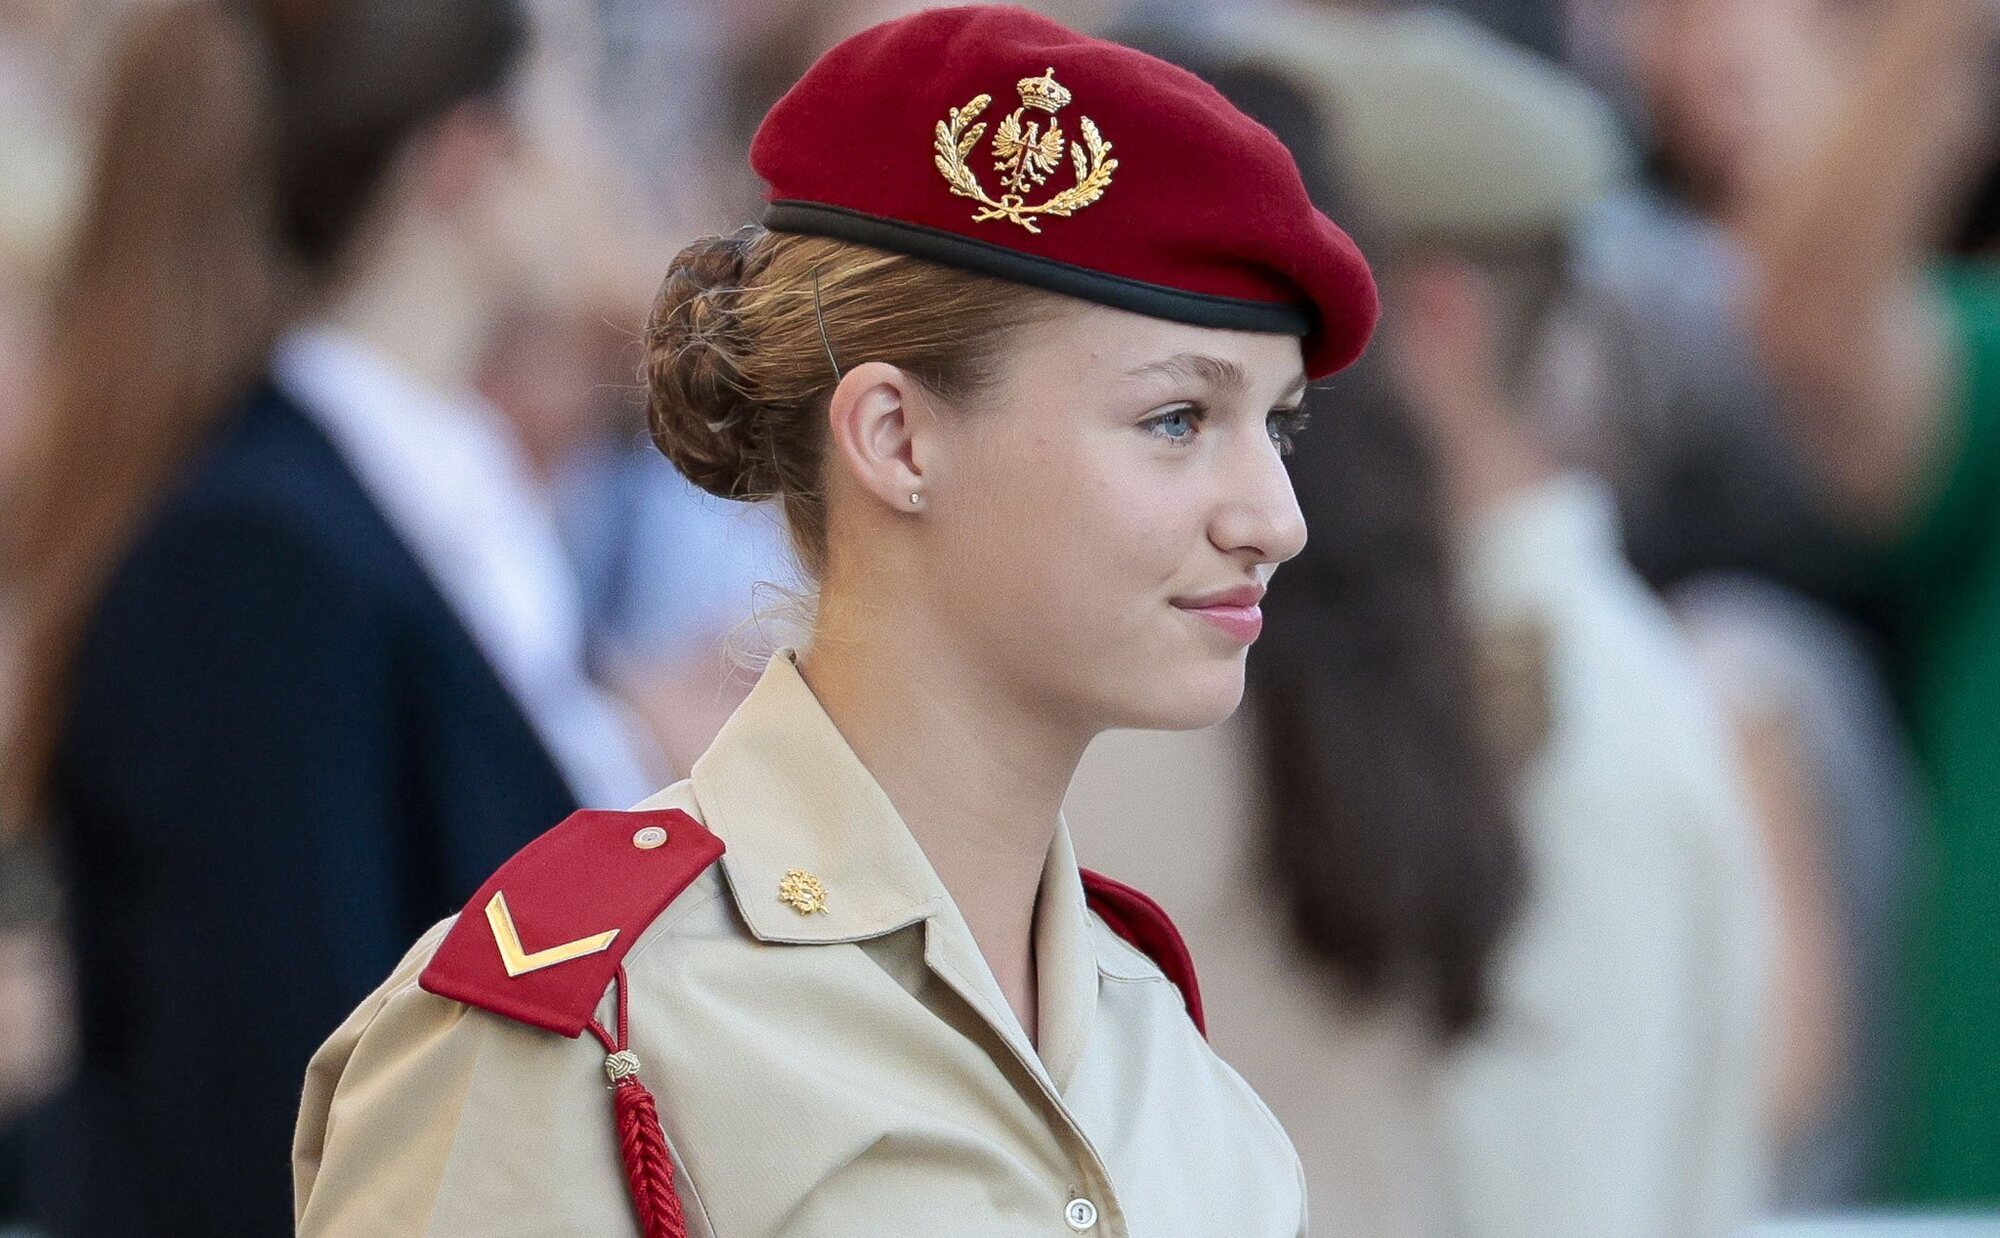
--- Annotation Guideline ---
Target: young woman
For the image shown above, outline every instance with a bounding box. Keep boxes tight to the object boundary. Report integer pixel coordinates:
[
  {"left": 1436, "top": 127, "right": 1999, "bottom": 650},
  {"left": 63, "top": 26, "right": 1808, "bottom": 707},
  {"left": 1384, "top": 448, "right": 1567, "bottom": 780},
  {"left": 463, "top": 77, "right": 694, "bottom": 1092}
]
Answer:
[
  {"left": 8, "top": 2, "right": 653, "bottom": 1232},
  {"left": 294, "top": 8, "right": 1377, "bottom": 1235}
]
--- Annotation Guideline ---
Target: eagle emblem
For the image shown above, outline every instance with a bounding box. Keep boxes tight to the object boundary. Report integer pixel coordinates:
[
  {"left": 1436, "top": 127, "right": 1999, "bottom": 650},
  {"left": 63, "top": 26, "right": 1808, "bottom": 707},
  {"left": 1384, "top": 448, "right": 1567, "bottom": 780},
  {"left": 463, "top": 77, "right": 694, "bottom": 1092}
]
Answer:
[{"left": 933, "top": 67, "right": 1117, "bottom": 234}]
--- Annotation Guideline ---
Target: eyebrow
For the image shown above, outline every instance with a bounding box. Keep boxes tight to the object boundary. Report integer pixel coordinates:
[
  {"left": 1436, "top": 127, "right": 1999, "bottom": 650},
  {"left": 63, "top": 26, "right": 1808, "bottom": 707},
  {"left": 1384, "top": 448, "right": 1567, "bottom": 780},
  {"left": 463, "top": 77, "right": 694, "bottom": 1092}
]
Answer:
[
  {"left": 1126, "top": 352, "right": 1308, "bottom": 403},
  {"left": 1127, "top": 352, "right": 1247, "bottom": 391}
]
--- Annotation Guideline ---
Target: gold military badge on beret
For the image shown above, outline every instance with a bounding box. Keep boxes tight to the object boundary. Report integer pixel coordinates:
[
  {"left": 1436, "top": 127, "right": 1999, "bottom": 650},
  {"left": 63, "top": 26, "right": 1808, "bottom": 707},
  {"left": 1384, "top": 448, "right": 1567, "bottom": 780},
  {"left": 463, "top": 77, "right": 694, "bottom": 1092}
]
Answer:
[{"left": 933, "top": 67, "right": 1117, "bottom": 234}]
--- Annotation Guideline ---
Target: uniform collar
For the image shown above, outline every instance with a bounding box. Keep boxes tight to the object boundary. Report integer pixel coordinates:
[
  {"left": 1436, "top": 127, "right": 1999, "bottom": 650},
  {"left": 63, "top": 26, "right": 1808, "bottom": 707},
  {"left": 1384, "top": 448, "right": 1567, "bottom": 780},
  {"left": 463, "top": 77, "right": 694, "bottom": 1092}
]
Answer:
[
  {"left": 691, "top": 649, "right": 943, "bottom": 944},
  {"left": 689, "top": 650, "right": 1100, "bottom": 1089},
  {"left": 1029, "top": 821, "right": 1099, "bottom": 1090}
]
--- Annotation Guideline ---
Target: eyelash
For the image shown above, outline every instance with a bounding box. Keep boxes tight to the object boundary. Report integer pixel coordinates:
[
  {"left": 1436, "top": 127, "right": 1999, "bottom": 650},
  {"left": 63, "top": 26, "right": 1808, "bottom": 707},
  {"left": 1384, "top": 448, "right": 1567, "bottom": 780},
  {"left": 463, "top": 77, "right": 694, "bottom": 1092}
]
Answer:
[
  {"left": 1142, "top": 404, "right": 1313, "bottom": 455},
  {"left": 1269, "top": 407, "right": 1311, "bottom": 456}
]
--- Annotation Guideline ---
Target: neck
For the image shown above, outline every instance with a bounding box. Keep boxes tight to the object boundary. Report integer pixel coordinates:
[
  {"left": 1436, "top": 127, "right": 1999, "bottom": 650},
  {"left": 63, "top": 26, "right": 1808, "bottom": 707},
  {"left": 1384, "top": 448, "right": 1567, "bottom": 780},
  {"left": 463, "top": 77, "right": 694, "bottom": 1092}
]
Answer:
[
  {"left": 799, "top": 598, "right": 1092, "bottom": 1042},
  {"left": 315, "top": 214, "right": 493, "bottom": 395}
]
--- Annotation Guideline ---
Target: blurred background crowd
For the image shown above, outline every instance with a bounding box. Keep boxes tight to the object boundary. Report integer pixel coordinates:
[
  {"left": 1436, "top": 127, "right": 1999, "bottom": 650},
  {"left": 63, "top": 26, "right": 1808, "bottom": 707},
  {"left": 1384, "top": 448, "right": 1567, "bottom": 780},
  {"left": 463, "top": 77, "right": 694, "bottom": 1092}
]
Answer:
[{"left": 0, "top": 0, "right": 1996, "bottom": 1234}]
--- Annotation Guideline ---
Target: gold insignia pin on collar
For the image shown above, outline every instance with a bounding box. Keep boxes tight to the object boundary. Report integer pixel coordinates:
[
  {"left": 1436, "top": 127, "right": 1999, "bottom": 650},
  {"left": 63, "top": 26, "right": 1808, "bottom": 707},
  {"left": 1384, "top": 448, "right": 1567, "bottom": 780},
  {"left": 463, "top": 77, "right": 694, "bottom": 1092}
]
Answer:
[
  {"left": 778, "top": 868, "right": 830, "bottom": 916},
  {"left": 933, "top": 66, "right": 1117, "bottom": 234}
]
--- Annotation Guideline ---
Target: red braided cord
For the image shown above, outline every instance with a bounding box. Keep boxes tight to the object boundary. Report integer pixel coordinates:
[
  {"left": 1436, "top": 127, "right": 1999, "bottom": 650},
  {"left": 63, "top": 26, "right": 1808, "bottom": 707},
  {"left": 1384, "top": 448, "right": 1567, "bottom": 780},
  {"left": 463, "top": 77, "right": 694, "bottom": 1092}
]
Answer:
[
  {"left": 588, "top": 966, "right": 688, "bottom": 1238},
  {"left": 614, "top": 1074, "right": 686, "bottom": 1238}
]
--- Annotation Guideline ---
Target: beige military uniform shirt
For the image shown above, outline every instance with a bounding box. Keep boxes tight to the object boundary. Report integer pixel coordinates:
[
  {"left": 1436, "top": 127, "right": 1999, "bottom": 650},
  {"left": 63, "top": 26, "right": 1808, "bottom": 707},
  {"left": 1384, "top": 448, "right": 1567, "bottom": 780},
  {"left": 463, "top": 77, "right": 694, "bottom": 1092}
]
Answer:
[{"left": 293, "top": 651, "right": 1306, "bottom": 1237}]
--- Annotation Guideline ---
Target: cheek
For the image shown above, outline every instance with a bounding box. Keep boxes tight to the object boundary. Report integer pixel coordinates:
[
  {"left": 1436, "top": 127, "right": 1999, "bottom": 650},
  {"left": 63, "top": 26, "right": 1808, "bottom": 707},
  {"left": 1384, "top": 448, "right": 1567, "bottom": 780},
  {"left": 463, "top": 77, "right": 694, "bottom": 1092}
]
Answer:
[
  {"left": 1088, "top": 473, "right": 1195, "bottom": 588},
  {"left": 926, "top": 424, "right": 1248, "bottom": 729},
  {"left": 977, "top": 436, "right": 1091, "bottom": 578},
  {"left": 1027, "top": 433, "right": 1192, "bottom": 583},
  {"left": 939, "top": 427, "right": 1194, "bottom": 616}
]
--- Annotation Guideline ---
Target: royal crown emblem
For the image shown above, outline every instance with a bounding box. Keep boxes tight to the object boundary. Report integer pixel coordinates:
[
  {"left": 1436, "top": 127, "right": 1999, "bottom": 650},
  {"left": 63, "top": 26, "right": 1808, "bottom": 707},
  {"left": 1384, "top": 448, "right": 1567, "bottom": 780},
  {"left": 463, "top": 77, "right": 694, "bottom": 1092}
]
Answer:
[{"left": 933, "top": 67, "right": 1117, "bottom": 234}]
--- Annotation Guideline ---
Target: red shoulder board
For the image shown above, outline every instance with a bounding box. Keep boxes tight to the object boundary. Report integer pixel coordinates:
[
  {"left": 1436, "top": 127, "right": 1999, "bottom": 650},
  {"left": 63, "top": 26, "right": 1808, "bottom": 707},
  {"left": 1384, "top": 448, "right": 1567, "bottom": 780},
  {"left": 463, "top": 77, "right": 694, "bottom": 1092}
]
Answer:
[
  {"left": 1081, "top": 868, "right": 1206, "bottom": 1037},
  {"left": 420, "top": 808, "right": 724, "bottom": 1038}
]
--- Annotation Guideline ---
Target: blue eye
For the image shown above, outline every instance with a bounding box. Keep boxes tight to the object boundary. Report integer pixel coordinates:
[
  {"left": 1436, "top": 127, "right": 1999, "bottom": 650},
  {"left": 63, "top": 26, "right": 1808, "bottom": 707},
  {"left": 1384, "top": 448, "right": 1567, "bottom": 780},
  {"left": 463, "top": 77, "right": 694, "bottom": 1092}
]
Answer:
[{"left": 1144, "top": 405, "right": 1201, "bottom": 445}]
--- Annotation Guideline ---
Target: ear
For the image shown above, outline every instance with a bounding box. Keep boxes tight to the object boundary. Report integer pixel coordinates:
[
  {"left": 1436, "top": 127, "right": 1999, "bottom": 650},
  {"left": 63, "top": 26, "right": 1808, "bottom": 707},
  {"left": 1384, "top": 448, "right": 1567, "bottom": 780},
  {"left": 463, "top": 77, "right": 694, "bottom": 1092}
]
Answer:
[{"left": 825, "top": 361, "right": 933, "bottom": 513}]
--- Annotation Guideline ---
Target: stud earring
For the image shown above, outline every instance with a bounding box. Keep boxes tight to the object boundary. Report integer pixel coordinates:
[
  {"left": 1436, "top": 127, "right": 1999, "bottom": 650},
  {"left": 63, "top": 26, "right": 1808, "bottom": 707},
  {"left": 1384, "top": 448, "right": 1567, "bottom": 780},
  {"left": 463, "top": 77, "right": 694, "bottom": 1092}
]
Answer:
[{"left": 909, "top": 492, "right": 922, "bottom": 506}]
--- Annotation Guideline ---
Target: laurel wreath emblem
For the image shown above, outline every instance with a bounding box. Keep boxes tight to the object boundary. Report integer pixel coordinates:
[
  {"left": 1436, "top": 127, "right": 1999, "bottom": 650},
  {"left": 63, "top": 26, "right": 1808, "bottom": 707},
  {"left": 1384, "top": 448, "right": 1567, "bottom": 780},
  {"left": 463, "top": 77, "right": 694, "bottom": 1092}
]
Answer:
[{"left": 932, "top": 90, "right": 1117, "bottom": 234}]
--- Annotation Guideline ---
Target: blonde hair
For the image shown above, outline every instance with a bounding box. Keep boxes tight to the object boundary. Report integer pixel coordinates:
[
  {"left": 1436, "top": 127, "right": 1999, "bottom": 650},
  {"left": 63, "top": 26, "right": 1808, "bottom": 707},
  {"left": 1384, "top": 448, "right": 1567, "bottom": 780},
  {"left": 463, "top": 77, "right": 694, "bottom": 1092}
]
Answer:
[{"left": 642, "top": 227, "right": 1060, "bottom": 581}]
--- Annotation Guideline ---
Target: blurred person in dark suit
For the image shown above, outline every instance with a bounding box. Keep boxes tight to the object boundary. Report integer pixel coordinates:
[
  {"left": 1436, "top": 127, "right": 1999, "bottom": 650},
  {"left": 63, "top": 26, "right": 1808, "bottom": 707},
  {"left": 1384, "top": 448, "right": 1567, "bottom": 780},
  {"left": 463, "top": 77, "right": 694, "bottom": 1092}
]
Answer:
[{"left": 4, "top": 1, "right": 657, "bottom": 1232}]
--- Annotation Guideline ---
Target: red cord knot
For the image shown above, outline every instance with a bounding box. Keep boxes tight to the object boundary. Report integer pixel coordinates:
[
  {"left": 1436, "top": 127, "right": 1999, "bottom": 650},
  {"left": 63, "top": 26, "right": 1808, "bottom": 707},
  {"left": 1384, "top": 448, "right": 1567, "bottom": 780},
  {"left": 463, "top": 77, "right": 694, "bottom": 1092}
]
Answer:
[{"left": 605, "top": 1049, "right": 643, "bottom": 1087}]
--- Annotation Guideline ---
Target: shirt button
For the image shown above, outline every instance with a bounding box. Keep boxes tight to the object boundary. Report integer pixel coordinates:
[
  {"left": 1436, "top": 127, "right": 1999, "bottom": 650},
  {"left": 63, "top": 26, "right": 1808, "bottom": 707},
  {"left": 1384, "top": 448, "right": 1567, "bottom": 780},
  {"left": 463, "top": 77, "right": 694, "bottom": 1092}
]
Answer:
[
  {"left": 1064, "top": 1197, "right": 1098, "bottom": 1231},
  {"left": 631, "top": 825, "right": 669, "bottom": 850}
]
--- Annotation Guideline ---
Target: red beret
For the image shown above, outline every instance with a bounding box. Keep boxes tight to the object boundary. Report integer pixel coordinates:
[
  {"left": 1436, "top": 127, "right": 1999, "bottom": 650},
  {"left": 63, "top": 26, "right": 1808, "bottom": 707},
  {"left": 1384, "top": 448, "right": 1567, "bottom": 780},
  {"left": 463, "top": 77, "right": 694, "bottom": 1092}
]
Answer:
[{"left": 750, "top": 5, "right": 1378, "bottom": 379}]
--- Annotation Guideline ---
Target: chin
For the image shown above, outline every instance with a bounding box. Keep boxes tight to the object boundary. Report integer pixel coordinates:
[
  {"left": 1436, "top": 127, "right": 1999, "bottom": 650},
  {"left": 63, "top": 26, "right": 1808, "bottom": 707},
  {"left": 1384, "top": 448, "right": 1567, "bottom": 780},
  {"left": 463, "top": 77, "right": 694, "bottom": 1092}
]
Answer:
[{"left": 1111, "top": 653, "right": 1247, "bottom": 732}]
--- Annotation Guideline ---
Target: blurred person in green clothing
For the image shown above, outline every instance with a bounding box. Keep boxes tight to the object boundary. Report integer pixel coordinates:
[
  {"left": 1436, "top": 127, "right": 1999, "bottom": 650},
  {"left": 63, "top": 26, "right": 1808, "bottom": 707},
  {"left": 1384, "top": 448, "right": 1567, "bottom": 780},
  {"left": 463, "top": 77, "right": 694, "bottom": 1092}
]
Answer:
[{"left": 1741, "top": 0, "right": 2000, "bottom": 1203}]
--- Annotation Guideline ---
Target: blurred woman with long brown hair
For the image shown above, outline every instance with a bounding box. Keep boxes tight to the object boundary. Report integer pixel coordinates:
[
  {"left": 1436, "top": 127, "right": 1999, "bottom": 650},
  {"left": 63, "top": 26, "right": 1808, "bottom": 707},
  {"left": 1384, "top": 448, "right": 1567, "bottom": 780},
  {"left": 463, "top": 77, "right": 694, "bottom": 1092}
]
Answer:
[
  {"left": 1074, "top": 18, "right": 1776, "bottom": 1236},
  {"left": 6, "top": 2, "right": 656, "bottom": 1232}
]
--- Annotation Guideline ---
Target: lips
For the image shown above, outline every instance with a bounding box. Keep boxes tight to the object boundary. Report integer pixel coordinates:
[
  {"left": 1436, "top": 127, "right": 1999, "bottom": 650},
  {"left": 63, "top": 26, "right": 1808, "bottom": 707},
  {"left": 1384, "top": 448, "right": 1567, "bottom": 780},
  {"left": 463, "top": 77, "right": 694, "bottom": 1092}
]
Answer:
[
  {"left": 1172, "top": 584, "right": 1266, "bottom": 643},
  {"left": 1176, "top": 585, "right": 1265, "bottom": 610}
]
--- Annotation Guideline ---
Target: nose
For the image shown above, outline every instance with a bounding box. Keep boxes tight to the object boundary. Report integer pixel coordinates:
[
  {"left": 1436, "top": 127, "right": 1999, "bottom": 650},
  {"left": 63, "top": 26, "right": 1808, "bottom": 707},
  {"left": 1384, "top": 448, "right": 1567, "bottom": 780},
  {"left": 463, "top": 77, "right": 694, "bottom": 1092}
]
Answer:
[{"left": 1208, "top": 433, "right": 1307, "bottom": 566}]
